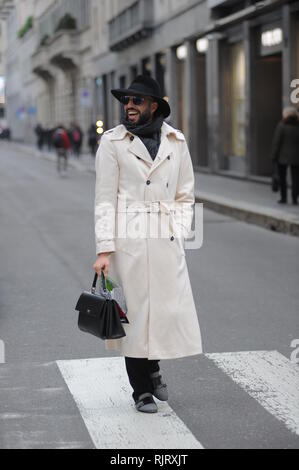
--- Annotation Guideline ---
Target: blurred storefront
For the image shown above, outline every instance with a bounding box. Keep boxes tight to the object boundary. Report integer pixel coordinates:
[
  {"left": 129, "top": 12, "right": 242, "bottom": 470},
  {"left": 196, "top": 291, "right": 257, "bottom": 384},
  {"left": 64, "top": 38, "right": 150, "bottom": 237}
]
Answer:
[
  {"left": 220, "top": 38, "right": 246, "bottom": 174},
  {"left": 202, "top": 0, "right": 298, "bottom": 178},
  {"left": 1, "top": 0, "right": 298, "bottom": 174},
  {"left": 251, "top": 22, "right": 283, "bottom": 177},
  {"left": 93, "top": 0, "right": 299, "bottom": 180}
]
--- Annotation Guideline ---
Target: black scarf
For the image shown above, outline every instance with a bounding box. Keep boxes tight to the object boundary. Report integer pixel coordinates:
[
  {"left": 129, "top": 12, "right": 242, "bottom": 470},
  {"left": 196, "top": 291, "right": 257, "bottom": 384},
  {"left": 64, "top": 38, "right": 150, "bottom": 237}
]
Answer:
[{"left": 122, "top": 113, "right": 164, "bottom": 161}]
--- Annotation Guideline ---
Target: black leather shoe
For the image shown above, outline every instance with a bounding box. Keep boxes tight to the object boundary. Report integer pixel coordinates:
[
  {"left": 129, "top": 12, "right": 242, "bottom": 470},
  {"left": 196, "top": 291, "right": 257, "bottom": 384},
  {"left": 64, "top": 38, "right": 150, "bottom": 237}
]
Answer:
[
  {"left": 278, "top": 199, "right": 287, "bottom": 204},
  {"left": 135, "top": 393, "right": 158, "bottom": 413},
  {"left": 150, "top": 372, "right": 169, "bottom": 401}
]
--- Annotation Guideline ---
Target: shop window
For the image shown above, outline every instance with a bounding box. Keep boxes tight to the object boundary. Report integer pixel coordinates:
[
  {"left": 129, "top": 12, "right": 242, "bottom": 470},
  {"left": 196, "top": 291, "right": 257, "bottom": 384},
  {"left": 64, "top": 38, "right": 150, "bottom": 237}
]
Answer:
[
  {"left": 230, "top": 42, "right": 246, "bottom": 157},
  {"left": 142, "top": 58, "right": 152, "bottom": 77},
  {"left": 118, "top": 74, "right": 126, "bottom": 123},
  {"left": 156, "top": 52, "right": 166, "bottom": 97},
  {"left": 130, "top": 65, "right": 138, "bottom": 81},
  {"left": 176, "top": 45, "right": 187, "bottom": 134},
  {"left": 95, "top": 76, "right": 104, "bottom": 121}
]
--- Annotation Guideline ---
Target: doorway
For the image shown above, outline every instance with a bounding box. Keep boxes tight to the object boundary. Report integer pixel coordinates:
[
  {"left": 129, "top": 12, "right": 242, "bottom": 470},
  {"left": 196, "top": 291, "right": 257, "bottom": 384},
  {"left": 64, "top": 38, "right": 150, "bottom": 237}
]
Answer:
[
  {"left": 252, "top": 54, "right": 282, "bottom": 176},
  {"left": 176, "top": 58, "right": 187, "bottom": 135},
  {"left": 220, "top": 40, "right": 246, "bottom": 174}
]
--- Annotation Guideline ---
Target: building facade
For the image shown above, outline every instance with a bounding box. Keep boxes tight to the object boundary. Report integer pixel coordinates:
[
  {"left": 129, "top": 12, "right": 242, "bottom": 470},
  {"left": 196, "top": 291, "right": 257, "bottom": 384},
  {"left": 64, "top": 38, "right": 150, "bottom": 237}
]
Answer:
[
  {"left": 5, "top": 0, "right": 38, "bottom": 141},
  {"left": 92, "top": 0, "right": 299, "bottom": 179},
  {"left": 31, "top": 0, "right": 94, "bottom": 137},
  {"left": 1, "top": 0, "right": 299, "bottom": 178},
  {"left": 1, "top": 0, "right": 94, "bottom": 143}
]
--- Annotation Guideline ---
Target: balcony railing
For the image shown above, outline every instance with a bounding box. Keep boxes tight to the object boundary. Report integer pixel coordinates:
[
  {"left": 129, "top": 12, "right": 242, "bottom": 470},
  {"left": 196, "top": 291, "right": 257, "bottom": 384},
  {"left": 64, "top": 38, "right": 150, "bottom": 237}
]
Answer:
[
  {"left": 32, "top": 28, "right": 81, "bottom": 75},
  {"left": 108, "top": 0, "right": 154, "bottom": 52},
  {"left": 32, "top": 0, "right": 90, "bottom": 74},
  {"left": 38, "top": 0, "right": 90, "bottom": 44},
  {"left": 0, "top": 0, "right": 15, "bottom": 19},
  {"left": 208, "top": 0, "right": 245, "bottom": 8}
]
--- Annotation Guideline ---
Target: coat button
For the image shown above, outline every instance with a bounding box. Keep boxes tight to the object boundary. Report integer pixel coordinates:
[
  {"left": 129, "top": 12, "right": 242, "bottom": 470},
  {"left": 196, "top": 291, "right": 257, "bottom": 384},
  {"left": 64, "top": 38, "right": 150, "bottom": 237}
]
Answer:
[
  {"left": 170, "top": 236, "right": 174, "bottom": 241},
  {"left": 130, "top": 136, "right": 134, "bottom": 141},
  {"left": 166, "top": 182, "right": 169, "bottom": 188},
  {"left": 167, "top": 156, "right": 171, "bottom": 160},
  {"left": 146, "top": 180, "right": 151, "bottom": 185}
]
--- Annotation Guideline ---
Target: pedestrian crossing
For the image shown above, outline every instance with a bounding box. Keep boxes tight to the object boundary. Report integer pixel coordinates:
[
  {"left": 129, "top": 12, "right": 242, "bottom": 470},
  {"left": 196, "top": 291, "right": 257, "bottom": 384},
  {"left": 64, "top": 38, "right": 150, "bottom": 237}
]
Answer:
[
  {"left": 206, "top": 351, "right": 299, "bottom": 437},
  {"left": 1, "top": 350, "right": 298, "bottom": 449},
  {"left": 57, "top": 357, "right": 203, "bottom": 450},
  {"left": 56, "top": 350, "right": 299, "bottom": 450}
]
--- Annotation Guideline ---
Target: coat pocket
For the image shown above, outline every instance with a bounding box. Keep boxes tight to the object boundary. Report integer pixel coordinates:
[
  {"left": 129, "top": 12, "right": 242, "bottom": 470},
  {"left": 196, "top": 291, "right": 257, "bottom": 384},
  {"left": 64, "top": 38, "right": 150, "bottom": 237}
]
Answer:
[{"left": 116, "top": 236, "right": 145, "bottom": 257}]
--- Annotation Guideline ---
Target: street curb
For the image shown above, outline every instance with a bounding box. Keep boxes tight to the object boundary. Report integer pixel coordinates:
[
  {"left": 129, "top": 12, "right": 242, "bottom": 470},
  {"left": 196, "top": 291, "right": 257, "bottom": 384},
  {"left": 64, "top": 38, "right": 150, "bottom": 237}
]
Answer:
[{"left": 195, "top": 191, "right": 299, "bottom": 238}]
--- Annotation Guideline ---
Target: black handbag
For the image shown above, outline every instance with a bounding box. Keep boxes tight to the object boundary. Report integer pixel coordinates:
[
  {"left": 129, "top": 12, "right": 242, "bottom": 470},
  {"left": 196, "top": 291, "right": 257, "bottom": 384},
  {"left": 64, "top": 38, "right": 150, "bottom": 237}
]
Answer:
[{"left": 75, "top": 271, "right": 127, "bottom": 340}]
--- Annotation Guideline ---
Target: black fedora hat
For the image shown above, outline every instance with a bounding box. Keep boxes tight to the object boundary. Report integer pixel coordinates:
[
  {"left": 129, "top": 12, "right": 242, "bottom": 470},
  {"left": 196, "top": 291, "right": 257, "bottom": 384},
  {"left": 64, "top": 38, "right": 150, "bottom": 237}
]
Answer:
[{"left": 111, "top": 75, "right": 170, "bottom": 119}]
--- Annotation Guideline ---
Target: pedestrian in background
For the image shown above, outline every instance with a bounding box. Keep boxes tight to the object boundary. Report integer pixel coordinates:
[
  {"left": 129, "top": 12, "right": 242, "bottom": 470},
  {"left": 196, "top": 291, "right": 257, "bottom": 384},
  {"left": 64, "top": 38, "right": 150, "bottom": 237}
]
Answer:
[
  {"left": 34, "top": 123, "right": 44, "bottom": 151},
  {"left": 88, "top": 123, "right": 98, "bottom": 156},
  {"left": 71, "top": 123, "right": 83, "bottom": 158},
  {"left": 93, "top": 75, "right": 202, "bottom": 414},
  {"left": 45, "top": 124, "right": 54, "bottom": 152},
  {"left": 272, "top": 107, "right": 299, "bottom": 205},
  {"left": 52, "top": 125, "right": 71, "bottom": 177}
]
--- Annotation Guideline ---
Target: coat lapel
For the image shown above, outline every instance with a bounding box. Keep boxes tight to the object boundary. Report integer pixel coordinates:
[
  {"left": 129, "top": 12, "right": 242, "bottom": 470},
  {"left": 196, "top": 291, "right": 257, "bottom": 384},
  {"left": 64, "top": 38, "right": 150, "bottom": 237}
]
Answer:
[
  {"left": 128, "top": 136, "right": 154, "bottom": 166},
  {"left": 110, "top": 122, "right": 180, "bottom": 172},
  {"left": 148, "top": 125, "right": 173, "bottom": 177}
]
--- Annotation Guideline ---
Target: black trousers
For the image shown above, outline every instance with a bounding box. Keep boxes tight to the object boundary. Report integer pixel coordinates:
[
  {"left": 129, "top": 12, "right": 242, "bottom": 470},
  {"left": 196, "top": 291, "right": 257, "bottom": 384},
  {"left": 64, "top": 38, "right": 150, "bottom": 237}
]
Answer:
[
  {"left": 278, "top": 164, "right": 299, "bottom": 202},
  {"left": 125, "top": 357, "right": 160, "bottom": 402}
]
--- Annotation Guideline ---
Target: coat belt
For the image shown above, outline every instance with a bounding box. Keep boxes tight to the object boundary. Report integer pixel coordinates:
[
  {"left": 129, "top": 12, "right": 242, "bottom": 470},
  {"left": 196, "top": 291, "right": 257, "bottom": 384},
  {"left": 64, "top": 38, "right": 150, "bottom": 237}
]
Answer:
[{"left": 117, "top": 201, "right": 177, "bottom": 214}]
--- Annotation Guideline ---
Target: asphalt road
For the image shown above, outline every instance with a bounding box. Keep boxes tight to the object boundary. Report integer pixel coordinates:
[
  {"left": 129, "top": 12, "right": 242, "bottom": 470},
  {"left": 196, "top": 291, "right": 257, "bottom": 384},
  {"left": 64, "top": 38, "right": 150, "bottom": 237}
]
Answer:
[{"left": 0, "top": 142, "right": 298, "bottom": 449}]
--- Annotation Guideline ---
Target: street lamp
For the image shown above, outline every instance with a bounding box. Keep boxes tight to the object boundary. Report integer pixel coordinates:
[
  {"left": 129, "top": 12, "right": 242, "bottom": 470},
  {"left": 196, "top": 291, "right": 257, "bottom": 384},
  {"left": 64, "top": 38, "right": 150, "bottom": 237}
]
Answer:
[
  {"left": 261, "top": 28, "right": 283, "bottom": 47},
  {"left": 176, "top": 44, "right": 187, "bottom": 61},
  {"left": 196, "top": 38, "right": 209, "bottom": 54},
  {"left": 96, "top": 120, "right": 104, "bottom": 135}
]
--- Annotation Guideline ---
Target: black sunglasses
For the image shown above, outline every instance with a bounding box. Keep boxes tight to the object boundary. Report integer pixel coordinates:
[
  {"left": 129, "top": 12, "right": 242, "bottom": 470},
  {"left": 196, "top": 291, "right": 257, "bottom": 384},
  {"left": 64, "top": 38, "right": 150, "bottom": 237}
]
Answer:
[{"left": 120, "top": 96, "right": 151, "bottom": 106}]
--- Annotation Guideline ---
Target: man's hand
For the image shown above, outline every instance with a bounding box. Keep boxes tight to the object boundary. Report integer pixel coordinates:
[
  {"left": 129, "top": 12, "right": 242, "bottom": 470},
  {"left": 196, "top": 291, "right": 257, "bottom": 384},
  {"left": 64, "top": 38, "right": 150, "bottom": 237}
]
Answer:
[{"left": 93, "top": 252, "right": 113, "bottom": 277}]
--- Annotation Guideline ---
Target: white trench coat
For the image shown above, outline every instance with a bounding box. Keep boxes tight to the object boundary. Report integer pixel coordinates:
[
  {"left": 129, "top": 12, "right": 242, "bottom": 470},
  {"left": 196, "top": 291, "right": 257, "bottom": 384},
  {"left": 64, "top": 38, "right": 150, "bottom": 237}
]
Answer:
[{"left": 94, "top": 121, "right": 202, "bottom": 360}]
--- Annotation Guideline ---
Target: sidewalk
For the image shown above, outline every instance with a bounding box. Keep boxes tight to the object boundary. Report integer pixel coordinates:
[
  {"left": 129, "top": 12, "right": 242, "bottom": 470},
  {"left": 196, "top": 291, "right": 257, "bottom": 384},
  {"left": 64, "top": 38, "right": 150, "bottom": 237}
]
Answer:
[
  {"left": 194, "top": 172, "right": 299, "bottom": 237},
  {"left": 6, "top": 141, "right": 299, "bottom": 237}
]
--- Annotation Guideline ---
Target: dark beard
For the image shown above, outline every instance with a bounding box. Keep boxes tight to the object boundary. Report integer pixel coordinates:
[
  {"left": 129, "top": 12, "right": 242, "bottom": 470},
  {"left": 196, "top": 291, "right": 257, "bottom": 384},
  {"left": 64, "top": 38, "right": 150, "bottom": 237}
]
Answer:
[
  {"left": 121, "top": 111, "right": 165, "bottom": 137},
  {"left": 124, "top": 107, "right": 152, "bottom": 127}
]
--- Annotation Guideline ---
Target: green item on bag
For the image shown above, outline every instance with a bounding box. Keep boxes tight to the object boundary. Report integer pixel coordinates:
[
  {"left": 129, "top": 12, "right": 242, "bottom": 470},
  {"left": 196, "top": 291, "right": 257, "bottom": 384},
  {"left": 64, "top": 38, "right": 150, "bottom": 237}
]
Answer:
[
  {"left": 100, "top": 270, "right": 117, "bottom": 292},
  {"left": 105, "top": 275, "right": 119, "bottom": 292},
  {"left": 101, "top": 270, "right": 128, "bottom": 316}
]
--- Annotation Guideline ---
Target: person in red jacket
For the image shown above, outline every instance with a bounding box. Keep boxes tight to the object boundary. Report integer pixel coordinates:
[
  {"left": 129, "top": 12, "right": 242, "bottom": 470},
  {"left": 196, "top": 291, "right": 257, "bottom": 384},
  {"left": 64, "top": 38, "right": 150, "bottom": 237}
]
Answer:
[{"left": 53, "top": 125, "right": 71, "bottom": 176}]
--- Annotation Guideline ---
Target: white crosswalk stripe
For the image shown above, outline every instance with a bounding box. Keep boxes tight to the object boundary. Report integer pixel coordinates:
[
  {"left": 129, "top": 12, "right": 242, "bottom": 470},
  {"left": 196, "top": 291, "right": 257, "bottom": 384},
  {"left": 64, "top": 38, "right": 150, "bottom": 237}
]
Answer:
[
  {"left": 56, "top": 351, "right": 299, "bottom": 449},
  {"left": 206, "top": 350, "right": 299, "bottom": 436},
  {"left": 57, "top": 357, "right": 204, "bottom": 450}
]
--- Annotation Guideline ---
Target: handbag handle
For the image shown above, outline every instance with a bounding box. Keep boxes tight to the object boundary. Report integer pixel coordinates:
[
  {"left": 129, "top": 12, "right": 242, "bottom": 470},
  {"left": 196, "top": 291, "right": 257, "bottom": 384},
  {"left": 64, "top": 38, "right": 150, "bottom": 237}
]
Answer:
[{"left": 91, "top": 270, "right": 107, "bottom": 294}]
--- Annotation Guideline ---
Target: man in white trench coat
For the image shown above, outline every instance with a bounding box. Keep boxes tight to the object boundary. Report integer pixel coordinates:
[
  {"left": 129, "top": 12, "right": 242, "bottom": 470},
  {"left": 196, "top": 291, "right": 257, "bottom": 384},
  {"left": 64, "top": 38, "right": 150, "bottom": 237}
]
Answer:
[{"left": 93, "top": 76, "right": 202, "bottom": 413}]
